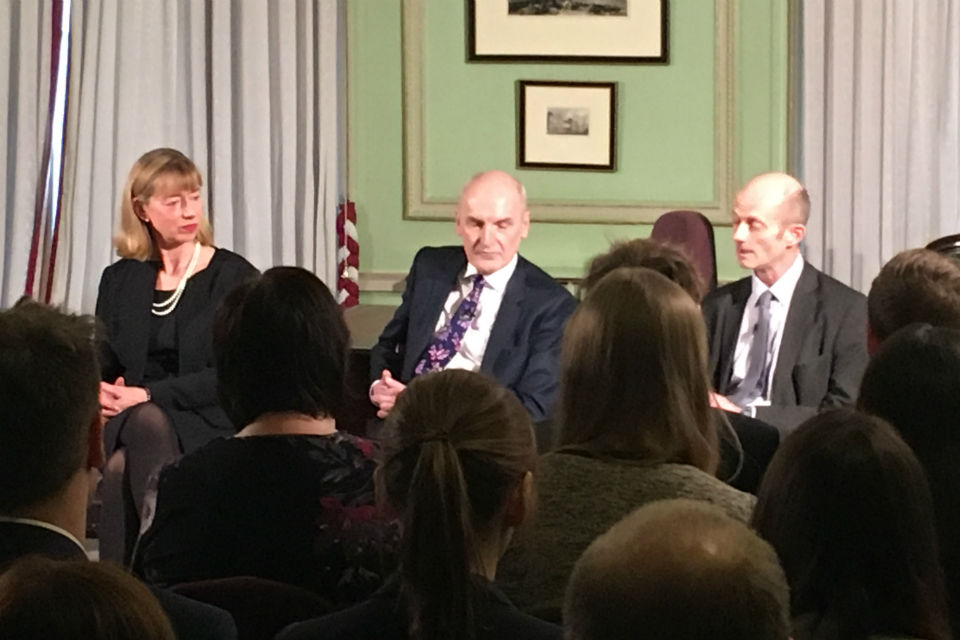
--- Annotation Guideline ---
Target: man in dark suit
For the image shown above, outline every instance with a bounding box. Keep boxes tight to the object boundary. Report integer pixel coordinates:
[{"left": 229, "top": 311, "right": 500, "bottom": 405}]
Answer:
[
  {"left": 370, "top": 170, "right": 576, "bottom": 424},
  {"left": 703, "top": 173, "right": 868, "bottom": 435},
  {"left": 0, "top": 301, "right": 237, "bottom": 640}
]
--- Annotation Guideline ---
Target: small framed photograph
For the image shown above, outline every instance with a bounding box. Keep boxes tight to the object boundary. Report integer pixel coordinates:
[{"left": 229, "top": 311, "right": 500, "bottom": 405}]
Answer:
[
  {"left": 468, "top": 0, "right": 667, "bottom": 63},
  {"left": 518, "top": 80, "right": 616, "bottom": 171}
]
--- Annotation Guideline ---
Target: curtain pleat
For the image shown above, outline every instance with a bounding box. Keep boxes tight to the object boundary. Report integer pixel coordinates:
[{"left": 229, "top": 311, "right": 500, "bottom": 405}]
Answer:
[
  {"left": 801, "top": 0, "right": 960, "bottom": 292},
  {"left": 53, "top": 0, "right": 341, "bottom": 312}
]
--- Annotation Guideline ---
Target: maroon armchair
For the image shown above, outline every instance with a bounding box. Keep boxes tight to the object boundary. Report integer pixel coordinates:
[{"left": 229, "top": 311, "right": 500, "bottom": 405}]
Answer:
[{"left": 650, "top": 209, "right": 718, "bottom": 295}]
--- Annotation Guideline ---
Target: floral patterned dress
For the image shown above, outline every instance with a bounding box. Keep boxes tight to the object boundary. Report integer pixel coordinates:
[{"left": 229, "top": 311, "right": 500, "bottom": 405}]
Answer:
[{"left": 134, "top": 432, "right": 399, "bottom": 604}]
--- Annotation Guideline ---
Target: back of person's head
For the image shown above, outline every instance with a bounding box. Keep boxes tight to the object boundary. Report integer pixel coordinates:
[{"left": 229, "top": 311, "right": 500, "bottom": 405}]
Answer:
[
  {"left": 858, "top": 324, "right": 960, "bottom": 636},
  {"left": 580, "top": 238, "right": 703, "bottom": 302},
  {"left": 859, "top": 324, "right": 960, "bottom": 454},
  {"left": 213, "top": 266, "right": 349, "bottom": 429},
  {"left": 752, "top": 408, "right": 949, "bottom": 640},
  {"left": 564, "top": 498, "right": 789, "bottom": 640},
  {"left": 0, "top": 300, "right": 100, "bottom": 514},
  {"left": 867, "top": 249, "right": 960, "bottom": 347},
  {"left": 378, "top": 369, "right": 536, "bottom": 640},
  {"left": 559, "top": 267, "right": 717, "bottom": 473},
  {"left": 0, "top": 556, "right": 174, "bottom": 640}
]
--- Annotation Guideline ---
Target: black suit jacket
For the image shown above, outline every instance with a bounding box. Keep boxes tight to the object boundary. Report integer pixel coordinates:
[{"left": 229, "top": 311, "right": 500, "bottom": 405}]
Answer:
[
  {"left": 96, "top": 249, "right": 258, "bottom": 452},
  {"left": 369, "top": 247, "right": 576, "bottom": 423},
  {"left": 702, "top": 262, "right": 868, "bottom": 436},
  {"left": 0, "top": 520, "right": 238, "bottom": 640}
]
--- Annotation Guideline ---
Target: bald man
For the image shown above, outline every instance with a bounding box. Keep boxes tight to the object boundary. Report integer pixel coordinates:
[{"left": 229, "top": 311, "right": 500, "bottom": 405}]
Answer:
[
  {"left": 703, "top": 172, "right": 867, "bottom": 435},
  {"left": 369, "top": 171, "right": 576, "bottom": 423},
  {"left": 564, "top": 499, "right": 790, "bottom": 640}
]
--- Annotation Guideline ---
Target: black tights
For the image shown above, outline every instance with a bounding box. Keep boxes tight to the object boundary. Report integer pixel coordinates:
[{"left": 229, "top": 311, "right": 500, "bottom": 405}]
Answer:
[{"left": 99, "top": 403, "right": 180, "bottom": 566}]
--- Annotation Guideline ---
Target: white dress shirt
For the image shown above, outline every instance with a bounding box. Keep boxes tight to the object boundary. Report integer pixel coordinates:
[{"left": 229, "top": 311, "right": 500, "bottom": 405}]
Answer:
[
  {"left": 431, "top": 254, "right": 518, "bottom": 372},
  {"left": 730, "top": 253, "right": 805, "bottom": 408}
]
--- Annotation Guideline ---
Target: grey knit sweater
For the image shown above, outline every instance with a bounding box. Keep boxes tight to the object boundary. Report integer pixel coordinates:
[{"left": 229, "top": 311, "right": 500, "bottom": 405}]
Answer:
[{"left": 496, "top": 451, "right": 756, "bottom": 621}]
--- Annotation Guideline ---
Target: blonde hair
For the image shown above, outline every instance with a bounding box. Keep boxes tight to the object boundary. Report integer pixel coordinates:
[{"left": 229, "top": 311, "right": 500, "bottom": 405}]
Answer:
[
  {"left": 114, "top": 148, "right": 213, "bottom": 260},
  {"left": 558, "top": 267, "right": 718, "bottom": 473}
]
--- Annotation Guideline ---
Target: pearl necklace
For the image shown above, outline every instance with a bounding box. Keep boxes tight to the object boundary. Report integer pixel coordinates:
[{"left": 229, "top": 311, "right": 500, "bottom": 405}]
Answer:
[{"left": 152, "top": 242, "right": 202, "bottom": 317}]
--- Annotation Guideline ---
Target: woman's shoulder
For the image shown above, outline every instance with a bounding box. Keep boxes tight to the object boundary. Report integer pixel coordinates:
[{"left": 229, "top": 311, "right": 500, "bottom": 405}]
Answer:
[
  {"left": 537, "top": 454, "right": 754, "bottom": 523},
  {"left": 209, "top": 248, "right": 258, "bottom": 275},
  {"left": 100, "top": 257, "right": 154, "bottom": 281},
  {"left": 193, "top": 248, "right": 258, "bottom": 295},
  {"left": 97, "top": 258, "right": 156, "bottom": 308},
  {"left": 653, "top": 463, "right": 756, "bottom": 522},
  {"left": 276, "top": 596, "right": 403, "bottom": 640}
]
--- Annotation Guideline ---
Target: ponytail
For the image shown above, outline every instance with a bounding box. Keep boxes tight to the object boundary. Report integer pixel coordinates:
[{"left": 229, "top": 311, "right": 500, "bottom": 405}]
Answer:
[
  {"left": 379, "top": 370, "right": 536, "bottom": 640},
  {"left": 401, "top": 440, "right": 477, "bottom": 639}
]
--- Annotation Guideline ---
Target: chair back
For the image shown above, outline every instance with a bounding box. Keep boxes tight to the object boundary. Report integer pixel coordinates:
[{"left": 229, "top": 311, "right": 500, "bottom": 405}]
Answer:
[
  {"left": 650, "top": 209, "right": 718, "bottom": 295},
  {"left": 171, "top": 576, "right": 334, "bottom": 640}
]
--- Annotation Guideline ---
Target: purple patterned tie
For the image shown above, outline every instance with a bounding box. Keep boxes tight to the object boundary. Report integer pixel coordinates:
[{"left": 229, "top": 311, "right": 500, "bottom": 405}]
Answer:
[{"left": 414, "top": 274, "right": 486, "bottom": 375}]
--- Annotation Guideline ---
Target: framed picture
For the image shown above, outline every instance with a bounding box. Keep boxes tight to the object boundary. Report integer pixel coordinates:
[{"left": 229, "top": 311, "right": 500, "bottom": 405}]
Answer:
[
  {"left": 518, "top": 80, "right": 616, "bottom": 171},
  {"left": 468, "top": 0, "right": 667, "bottom": 63}
]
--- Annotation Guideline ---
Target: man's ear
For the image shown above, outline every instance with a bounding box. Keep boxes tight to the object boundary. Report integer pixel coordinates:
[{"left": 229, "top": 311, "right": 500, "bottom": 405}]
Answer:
[
  {"left": 503, "top": 470, "right": 534, "bottom": 528},
  {"left": 785, "top": 223, "right": 806, "bottom": 247},
  {"left": 87, "top": 413, "right": 106, "bottom": 470}
]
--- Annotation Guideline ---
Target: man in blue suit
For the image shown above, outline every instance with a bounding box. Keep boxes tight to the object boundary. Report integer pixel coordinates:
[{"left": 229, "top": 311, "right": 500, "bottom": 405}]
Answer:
[{"left": 369, "top": 170, "right": 576, "bottom": 424}]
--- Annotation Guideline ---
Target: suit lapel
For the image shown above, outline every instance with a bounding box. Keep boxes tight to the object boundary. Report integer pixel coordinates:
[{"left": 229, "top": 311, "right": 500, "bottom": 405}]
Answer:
[
  {"left": 716, "top": 279, "right": 751, "bottom": 393},
  {"left": 480, "top": 260, "right": 525, "bottom": 377},
  {"left": 405, "top": 253, "right": 467, "bottom": 375},
  {"left": 770, "top": 263, "right": 818, "bottom": 400}
]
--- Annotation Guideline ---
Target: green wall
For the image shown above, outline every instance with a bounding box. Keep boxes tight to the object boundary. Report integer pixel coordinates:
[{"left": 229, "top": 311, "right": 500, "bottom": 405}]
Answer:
[{"left": 348, "top": 0, "right": 788, "bottom": 303}]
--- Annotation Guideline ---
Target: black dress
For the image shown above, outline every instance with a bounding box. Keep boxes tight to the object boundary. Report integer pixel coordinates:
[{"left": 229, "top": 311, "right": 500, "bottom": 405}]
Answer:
[
  {"left": 134, "top": 432, "right": 399, "bottom": 604},
  {"left": 96, "top": 248, "right": 258, "bottom": 453}
]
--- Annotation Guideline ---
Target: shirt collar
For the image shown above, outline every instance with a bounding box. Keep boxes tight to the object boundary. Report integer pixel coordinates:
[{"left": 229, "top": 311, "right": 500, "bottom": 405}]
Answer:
[
  {"left": 0, "top": 516, "right": 87, "bottom": 555},
  {"left": 750, "top": 253, "right": 804, "bottom": 305},
  {"left": 464, "top": 253, "right": 518, "bottom": 293}
]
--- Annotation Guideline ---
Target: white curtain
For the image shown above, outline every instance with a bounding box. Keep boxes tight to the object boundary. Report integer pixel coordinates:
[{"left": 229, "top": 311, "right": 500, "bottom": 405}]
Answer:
[
  {"left": 0, "top": 1, "right": 54, "bottom": 307},
  {"left": 800, "top": 0, "right": 960, "bottom": 293},
  {"left": 207, "top": 0, "right": 340, "bottom": 285},
  {"left": 54, "top": 0, "right": 341, "bottom": 312},
  {"left": 54, "top": 0, "right": 207, "bottom": 312}
]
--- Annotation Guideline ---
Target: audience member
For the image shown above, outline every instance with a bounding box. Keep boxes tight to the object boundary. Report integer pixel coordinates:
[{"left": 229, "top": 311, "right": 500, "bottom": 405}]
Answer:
[
  {"left": 859, "top": 325, "right": 960, "bottom": 637},
  {"left": 564, "top": 499, "right": 790, "bottom": 640},
  {"left": 97, "top": 147, "right": 258, "bottom": 564},
  {"left": 135, "top": 267, "right": 397, "bottom": 602},
  {"left": 579, "top": 237, "right": 704, "bottom": 300},
  {"left": 497, "top": 267, "right": 754, "bottom": 620},
  {"left": 866, "top": 248, "right": 960, "bottom": 352},
  {"left": 753, "top": 408, "right": 949, "bottom": 640},
  {"left": 581, "top": 238, "right": 780, "bottom": 493},
  {"left": 278, "top": 370, "right": 560, "bottom": 640},
  {"left": 0, "top": 556, "right": 174, "bottom": 640},
  {"left": 0, "top": 300, "right": 237, "bottom": 640},
  {"left": 369, "top": 170, "right": 576, "bottom": 423},
  {"left": 703, "top": 172, "right": 868, "bottom": 434}
]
